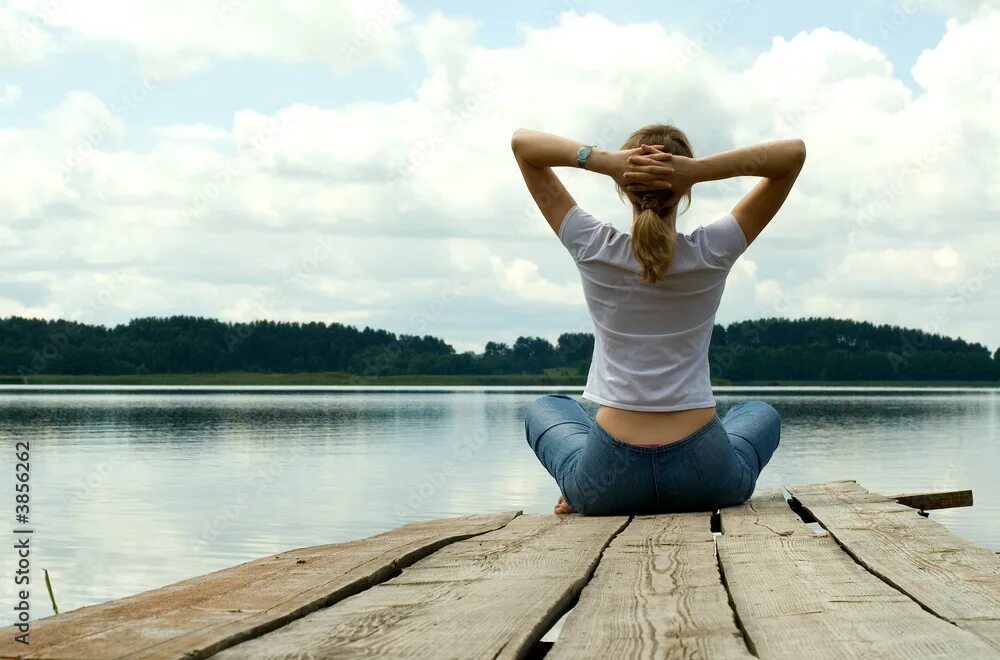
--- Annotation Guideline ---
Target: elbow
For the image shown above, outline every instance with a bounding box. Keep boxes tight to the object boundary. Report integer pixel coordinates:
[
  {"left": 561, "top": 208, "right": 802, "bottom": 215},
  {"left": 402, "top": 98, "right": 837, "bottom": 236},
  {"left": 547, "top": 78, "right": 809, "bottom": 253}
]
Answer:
[
  {"left": 793, "top": 138, "right": 807, "bottom": 166},
  {"left": 511, "top": 128, "right": 528, "bottom": 156}
]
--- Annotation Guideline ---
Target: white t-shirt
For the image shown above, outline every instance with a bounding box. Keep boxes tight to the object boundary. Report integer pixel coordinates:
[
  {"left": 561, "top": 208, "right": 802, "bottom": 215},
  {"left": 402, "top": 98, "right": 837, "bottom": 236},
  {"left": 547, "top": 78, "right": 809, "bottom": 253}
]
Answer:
[{"left": 559, "top": 205, "right": 748, "bottom": 412}]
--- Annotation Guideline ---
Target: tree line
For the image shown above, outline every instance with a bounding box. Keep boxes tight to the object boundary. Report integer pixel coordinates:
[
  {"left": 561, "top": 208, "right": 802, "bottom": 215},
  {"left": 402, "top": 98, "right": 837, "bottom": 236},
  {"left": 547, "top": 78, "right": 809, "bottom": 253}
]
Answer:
[{"left": 0, "top": 315, "right": 996, "bottom": 382}]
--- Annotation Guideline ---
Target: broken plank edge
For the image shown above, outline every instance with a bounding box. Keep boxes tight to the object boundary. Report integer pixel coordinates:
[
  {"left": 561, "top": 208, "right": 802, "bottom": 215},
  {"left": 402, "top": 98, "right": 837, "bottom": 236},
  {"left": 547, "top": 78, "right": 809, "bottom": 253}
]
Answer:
[
  {"left": 783, "top": 496, "right": 978, "bottom": 632},
  {"left": 129, "top": 511, "right": 525, "bottom": 660},
  {"left": 889, "top": 489, "right": 973, "bottom": 511},
  {"left": 510, "top": 515, "right": 635, "bottom": 660}
]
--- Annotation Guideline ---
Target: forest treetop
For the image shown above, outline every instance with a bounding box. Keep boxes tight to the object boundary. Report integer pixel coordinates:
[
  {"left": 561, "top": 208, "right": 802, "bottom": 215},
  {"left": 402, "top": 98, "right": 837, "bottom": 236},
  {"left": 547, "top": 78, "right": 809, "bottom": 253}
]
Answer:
[{"left": 0, "top": 315, "right": 996, "bottom": 382}]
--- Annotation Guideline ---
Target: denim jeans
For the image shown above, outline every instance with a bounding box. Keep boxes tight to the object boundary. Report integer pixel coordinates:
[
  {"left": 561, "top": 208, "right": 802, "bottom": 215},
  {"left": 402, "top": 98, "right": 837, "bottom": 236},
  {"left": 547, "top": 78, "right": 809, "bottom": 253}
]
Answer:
[{"left": 524, "top": 394, "right": 781, "bottom": 515}]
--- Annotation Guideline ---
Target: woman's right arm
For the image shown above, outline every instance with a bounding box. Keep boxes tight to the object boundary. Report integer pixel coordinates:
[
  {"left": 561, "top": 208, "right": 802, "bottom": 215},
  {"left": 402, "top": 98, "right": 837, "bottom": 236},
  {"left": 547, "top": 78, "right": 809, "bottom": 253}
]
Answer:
[
  {"left": 698, "top": 139, "right": 806, "bottom": 244},
  {"left": 626, "top": 139, "right": 806, "bottom": 245}
]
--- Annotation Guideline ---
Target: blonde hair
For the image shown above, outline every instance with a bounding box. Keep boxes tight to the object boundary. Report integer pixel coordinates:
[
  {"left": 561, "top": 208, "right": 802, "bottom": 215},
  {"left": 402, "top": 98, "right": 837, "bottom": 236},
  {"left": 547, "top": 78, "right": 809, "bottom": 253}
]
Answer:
[{"left": 615, "top": 124, "right": 694, "bottom": 284}]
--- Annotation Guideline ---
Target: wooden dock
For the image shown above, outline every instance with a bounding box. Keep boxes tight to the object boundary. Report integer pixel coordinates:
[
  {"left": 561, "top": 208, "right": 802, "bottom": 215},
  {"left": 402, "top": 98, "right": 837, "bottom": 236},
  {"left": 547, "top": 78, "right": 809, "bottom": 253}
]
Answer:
[{"left": 3, "top": 480, "right": 997, "bottom": 659}]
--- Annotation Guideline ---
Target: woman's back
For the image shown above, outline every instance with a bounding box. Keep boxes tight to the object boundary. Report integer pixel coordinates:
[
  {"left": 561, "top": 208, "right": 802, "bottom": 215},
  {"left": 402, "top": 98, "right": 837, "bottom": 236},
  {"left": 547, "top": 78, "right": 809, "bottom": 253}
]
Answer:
[{"left": 560, "top": 205, "right": 747, "bottom": 415}]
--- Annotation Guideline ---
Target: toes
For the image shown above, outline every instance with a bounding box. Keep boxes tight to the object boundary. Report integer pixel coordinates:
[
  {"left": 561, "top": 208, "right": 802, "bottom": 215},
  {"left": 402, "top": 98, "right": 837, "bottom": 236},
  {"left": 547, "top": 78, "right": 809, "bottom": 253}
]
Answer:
[{"left": 553, "top": 495, "right": 575, "bottom": 515}]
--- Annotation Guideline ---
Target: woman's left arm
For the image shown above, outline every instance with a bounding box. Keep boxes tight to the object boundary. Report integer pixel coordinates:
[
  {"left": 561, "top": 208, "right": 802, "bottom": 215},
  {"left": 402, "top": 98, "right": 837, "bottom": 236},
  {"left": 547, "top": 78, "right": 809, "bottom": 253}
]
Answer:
[{"left": 511, "top": 129, "right": 642, "bottom": 235}]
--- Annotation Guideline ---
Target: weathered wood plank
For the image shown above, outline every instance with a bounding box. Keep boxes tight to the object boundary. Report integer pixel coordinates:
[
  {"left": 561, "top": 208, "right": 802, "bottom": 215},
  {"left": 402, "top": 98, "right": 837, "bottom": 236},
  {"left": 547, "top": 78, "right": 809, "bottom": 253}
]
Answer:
[
  {"left": 215, "top": 513, "right": 628, "bottom": 659},
  {"left": 548, "top": 512, "right": 753, "bottom": 659},
  {"left": 788, "top": 481, "right": 1000, "bottom": 653},
  {"left": 889, "top": 489, "right": 973, "bottom": 511},
  {"left": 719, "top": 489, "right": 1000, "bottom": 659},
  {"left": 0, "top": 511, "right": 520, "bottom": 660},
  {"left": 718, "top": 490, "right": 814, "bottom": 538}
]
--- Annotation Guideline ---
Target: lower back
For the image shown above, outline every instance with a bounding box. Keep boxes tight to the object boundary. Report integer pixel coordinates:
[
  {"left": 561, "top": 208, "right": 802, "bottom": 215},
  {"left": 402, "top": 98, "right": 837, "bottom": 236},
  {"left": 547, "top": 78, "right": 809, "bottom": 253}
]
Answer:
[{"left": 596, "top": 404, "right": 717, "bottom": 445}]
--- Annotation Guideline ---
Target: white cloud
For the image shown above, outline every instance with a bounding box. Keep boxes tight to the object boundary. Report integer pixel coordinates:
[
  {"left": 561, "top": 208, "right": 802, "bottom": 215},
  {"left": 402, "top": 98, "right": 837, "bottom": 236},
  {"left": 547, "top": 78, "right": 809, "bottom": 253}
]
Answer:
[
  {"left": 745, "top": 27, "right": 897, "bottom": 99},
  {"left": 923, "top": 0, "right": 996, "bottom": 15},
  {"left": 0, "top": 83, "right": 23, "bottom": 107},
  {"left": 800, "top": 294, "right": 866, "bottom": 320},
  {"left": 0, "top": 295, "right": 59, "bottom": 319},
  {"left": 0, "top": 224, "right": 19, "bottom": 249},
  {"left": 717, "top": 258, "right": 791, "bottom": 324},
  {"left": 152, "top": 123, "right": 231, "bottom": 143},
  {"left": 0, "top": 91, "right": 124, "bottom": 221},
  {"left": 0, "top": 7, "right": 60, "bottom": 64},
  {"left": 220, "top": 297, "right": 373, "bottom": 324},
  {"left": 1, "top": 8, "right": 999, "bottom": 351},
  {"left": 912, "top": 9, "right": 1000, "bottom": 98},
  {"left": 489, "top": 256, "right": 582, "bottom": 305},
  {"left": 5, "top": 0, "right": 412, "bottom": 77},
  {"left": 824, "top": 248, "right": 966, "bottom": 297}
]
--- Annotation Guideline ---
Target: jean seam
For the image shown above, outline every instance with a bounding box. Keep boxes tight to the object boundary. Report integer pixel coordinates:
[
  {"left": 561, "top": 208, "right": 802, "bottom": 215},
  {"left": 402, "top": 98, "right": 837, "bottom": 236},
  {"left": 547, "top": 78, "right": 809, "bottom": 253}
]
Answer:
[
  {"left": 561, "top": 472, "right": 580, "bottom": 513},
  {"left": 534, "top": 419, "right": 588, "bottom": 442},
  {"left": 650, "top": 456, "right": 660, "bottom": 508},
  {"left": 686, "top": 445, "right": 704, "bottom": 479}
]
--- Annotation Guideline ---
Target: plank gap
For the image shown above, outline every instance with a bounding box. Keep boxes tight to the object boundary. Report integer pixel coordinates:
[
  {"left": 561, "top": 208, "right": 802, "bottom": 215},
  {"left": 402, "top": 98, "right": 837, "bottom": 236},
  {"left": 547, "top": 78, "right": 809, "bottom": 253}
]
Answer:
[
  {"left": 782, "top": 493, "right": 827, "bottom": 535},
  {"left": 538, "top": 608, "right": 572, "bottom": 644},
  {"left": 523, "top": 515, "right": 635, "bottom": 658},
  {"left": 156, "top": 516, "right": 523, "bottom": 659},
  {"left": 522, "top": 639, "right": 553, "bottom": 659},
  {"left": 15, "top": 511, "right": 524, "bottom": 660},
  {"left": 833, "top": 539, "right": 966, "bottom": 628},
  {"left": 785, "top": 496, "right": 817, "bottom": 523},
  {"left": 792, "top": 502, "right": 965, "bottom": 631},
  {"left": 713, "top": 536, "right": 760, "bottom": 658}
]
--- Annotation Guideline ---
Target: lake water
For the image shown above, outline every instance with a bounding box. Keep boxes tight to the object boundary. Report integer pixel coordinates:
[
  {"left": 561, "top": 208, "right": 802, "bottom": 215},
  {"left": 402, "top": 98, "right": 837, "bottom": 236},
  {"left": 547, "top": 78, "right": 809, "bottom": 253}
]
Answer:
[{"left": 1, "top": 386, "right": 997, "bottom": 617}]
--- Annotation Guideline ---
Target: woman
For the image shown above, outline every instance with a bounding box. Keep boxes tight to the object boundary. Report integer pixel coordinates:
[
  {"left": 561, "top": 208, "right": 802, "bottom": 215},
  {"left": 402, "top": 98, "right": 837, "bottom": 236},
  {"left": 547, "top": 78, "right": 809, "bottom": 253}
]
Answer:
[{"left": 511, "top": 124, "right": 806, "bottom": 515}]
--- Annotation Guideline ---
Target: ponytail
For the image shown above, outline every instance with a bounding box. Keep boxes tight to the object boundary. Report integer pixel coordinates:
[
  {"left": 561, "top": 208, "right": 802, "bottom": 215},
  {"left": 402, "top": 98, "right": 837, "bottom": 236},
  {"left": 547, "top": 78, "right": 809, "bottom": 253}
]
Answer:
[
  {"left": 615, "top": 123, "right": 694, "bottom": 285},
  {"left": 631, "top": 206, "right": 676, "bottom": 284}
]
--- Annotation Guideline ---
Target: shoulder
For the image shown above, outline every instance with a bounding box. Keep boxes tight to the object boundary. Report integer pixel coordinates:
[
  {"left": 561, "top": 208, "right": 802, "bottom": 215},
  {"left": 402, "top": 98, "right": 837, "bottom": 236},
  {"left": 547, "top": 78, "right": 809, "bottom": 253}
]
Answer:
[
  {"left": 558, "top": 205, "right": 606, "bottom": 239},
  {"left": 559, "top": 205, "right": 618, "bottom": 262},
  {"left": 684, "top": 212, "right": 749, "bottom": 270}
]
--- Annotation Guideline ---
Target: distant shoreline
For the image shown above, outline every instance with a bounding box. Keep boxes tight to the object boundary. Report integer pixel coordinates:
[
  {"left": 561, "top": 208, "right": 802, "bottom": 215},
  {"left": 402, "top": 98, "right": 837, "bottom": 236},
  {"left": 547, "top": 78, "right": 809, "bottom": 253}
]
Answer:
[{"left": 1, "top": 372, "right": 997, "bottom": 388}]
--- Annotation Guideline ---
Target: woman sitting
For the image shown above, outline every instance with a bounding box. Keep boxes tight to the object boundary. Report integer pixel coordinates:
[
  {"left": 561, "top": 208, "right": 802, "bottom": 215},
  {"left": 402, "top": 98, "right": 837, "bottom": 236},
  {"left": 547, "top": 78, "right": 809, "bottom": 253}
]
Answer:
[{"left": 511, "top": 123, "right": 806, "bottom": 514}]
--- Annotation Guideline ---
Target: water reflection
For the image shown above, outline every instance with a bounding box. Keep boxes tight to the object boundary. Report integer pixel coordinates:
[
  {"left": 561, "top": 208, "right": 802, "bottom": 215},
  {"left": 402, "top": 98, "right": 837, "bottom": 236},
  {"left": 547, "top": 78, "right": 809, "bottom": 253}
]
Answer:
[{"left": 0, "top": 389, "right": 996, "bottom": 616}]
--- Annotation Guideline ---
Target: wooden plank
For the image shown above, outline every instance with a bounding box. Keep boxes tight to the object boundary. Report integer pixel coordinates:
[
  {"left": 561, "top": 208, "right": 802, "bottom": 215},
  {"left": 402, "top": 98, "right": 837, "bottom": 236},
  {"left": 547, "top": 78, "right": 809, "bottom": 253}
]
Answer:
[
  {"left": 889, "top": 489, "right": 973, "bottom": 511},
  {"left": 548, "top": 512, "right": 753, "bottom": 659},
  {"left": 215, "top": 513, "right": 629, "bottom": 659},
  {"left": 788, "top": 481, "right": 1000, "bottom": 653},
  {"left": 719, "top": 489, "right": 1000, "bottom": 658},
  {"left": 0, "top": 511, "right": 520, "bottom": 660},
  {"left": 718, "top": 490, "right": 814, "bottom": 538}
]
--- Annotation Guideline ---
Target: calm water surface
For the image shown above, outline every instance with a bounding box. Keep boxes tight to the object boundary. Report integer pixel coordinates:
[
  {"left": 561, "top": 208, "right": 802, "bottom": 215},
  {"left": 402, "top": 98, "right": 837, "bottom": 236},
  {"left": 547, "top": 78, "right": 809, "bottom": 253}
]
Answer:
[{"left": 0, "top": 387, "right": 997, "bottom": 615}]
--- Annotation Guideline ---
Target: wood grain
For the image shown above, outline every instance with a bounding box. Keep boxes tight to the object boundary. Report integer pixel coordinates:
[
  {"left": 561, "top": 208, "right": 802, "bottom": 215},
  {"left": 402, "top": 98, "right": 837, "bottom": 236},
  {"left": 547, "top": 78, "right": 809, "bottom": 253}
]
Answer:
[
  {"left": 0, "top": 511, "right": 519, "bottom": 660},
  {"left": 719, "top": 489, "right": 999, "bottom": 659},
  {"left": 548, "top": 512, "right": 753, "bottom": 659},
  {"left": 214, "top": 513, "right": 628, "bottom": 660},
  {"left": 718, "top": 489, "right": 814, "bottom": 539},
  {"left": 788, "top": 481, "right": 1000, "bottom": 654}
]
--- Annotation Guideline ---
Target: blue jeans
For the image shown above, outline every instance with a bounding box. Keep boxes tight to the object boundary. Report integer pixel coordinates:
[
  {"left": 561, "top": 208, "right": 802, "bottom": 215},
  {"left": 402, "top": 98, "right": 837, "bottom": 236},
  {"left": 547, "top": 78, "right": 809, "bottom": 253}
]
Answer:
[{"left": 524, "top": 395, "right": 781, "bottom": 515}]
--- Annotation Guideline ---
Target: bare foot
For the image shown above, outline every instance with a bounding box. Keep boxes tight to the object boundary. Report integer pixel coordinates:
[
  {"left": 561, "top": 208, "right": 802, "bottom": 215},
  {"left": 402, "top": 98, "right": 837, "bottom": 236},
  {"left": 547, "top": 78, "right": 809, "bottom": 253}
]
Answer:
[{"left": 554, "top": 495, "right": 575, "bottom": 515}]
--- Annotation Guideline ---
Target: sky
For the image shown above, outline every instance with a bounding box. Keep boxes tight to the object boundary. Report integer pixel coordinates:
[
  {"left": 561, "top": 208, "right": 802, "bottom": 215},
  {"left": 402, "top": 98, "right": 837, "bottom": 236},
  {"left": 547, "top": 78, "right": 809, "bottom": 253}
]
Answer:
[{"left": 1, "top": 0, "right": 998, "bottom": 354}]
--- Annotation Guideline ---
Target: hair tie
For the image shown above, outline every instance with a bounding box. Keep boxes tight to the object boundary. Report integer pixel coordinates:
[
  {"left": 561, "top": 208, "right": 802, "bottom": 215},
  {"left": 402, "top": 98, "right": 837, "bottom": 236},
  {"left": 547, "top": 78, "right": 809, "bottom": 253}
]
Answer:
[{"left": 639, "top": 194, "right": 662, "bottom": 211}]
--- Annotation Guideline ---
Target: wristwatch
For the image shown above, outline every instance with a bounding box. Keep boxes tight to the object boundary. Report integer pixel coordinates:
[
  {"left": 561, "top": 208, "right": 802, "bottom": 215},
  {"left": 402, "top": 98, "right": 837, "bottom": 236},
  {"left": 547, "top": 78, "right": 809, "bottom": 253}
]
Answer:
[{"left": 576, "top": 144, "right": 596, "bottom": 169}]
